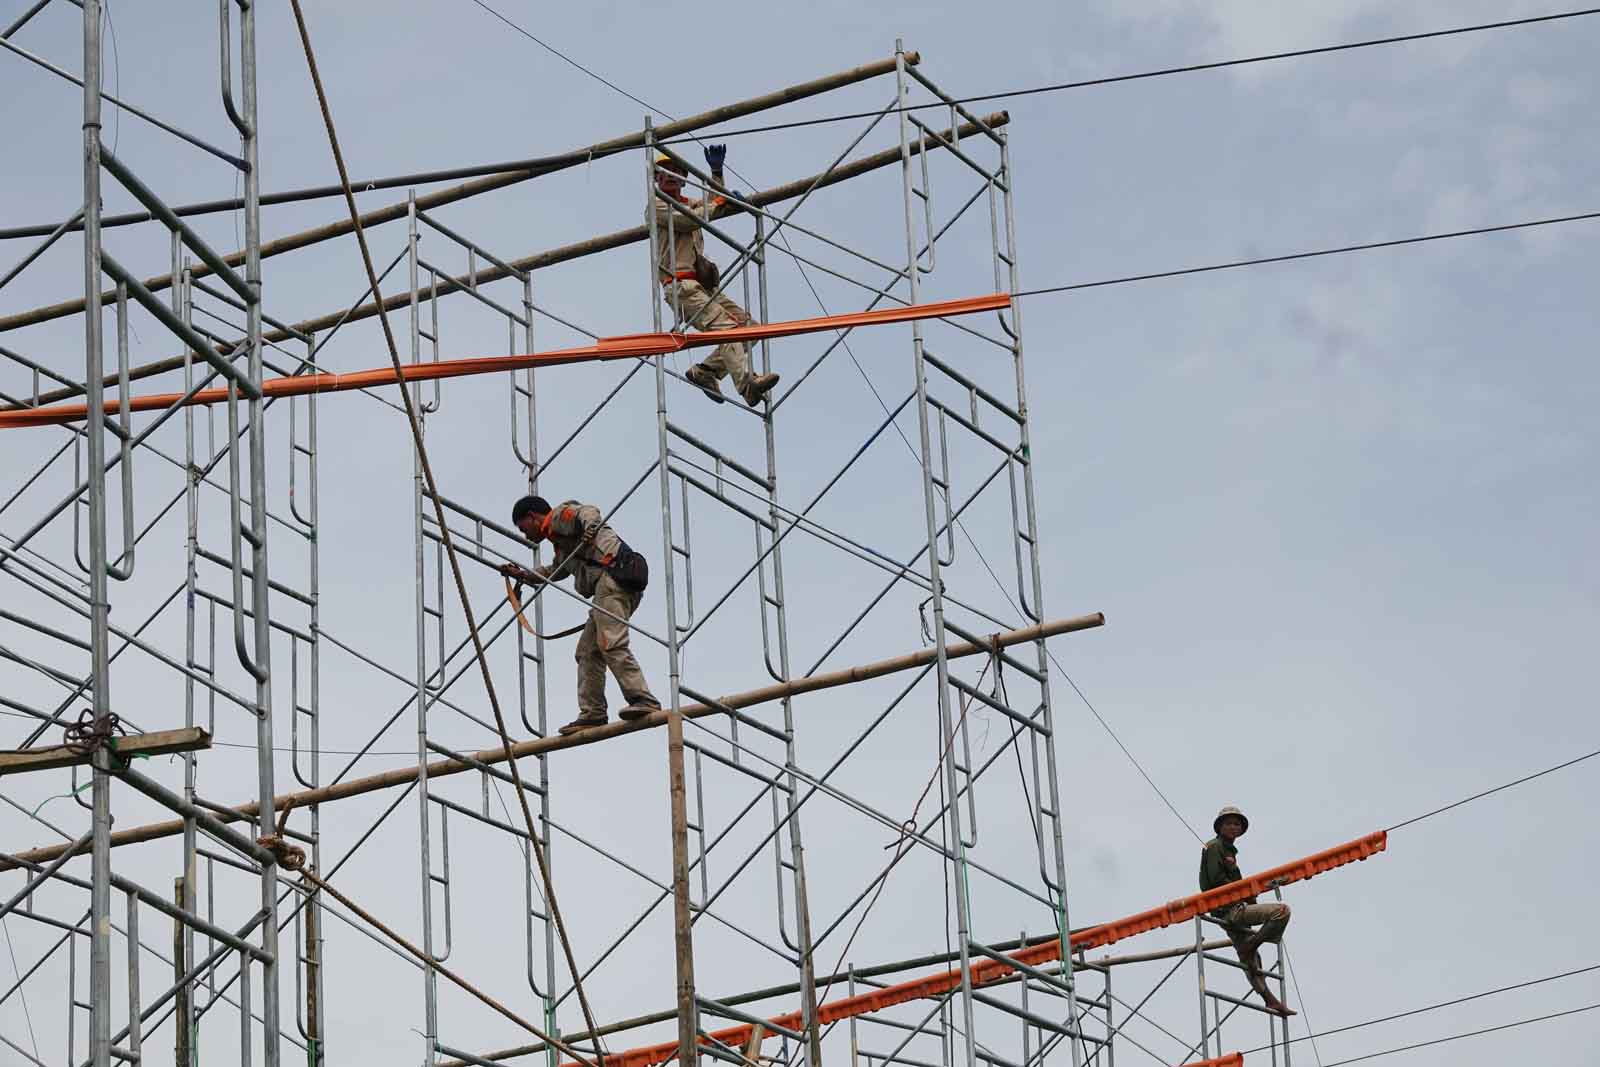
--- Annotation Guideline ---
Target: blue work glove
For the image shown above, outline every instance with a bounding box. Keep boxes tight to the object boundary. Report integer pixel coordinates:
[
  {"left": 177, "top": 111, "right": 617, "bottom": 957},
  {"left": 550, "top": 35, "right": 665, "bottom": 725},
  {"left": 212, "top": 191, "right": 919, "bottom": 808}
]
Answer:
[{"left": 703, "top": 144, "right": 728, "bottom": 172}]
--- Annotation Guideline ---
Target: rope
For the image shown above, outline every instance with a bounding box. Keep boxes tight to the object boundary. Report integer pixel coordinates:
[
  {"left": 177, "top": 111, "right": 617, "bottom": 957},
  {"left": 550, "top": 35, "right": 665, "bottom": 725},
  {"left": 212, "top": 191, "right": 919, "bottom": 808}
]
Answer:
[
  {"left": 61, "top": 708, "right": 124, "bottom": 756},
  {"left": 285, "top": 3, "right": 610, "bottom": 1060},
  {"left": 504, "top": 576, "right": 586, "bottom": 641}
]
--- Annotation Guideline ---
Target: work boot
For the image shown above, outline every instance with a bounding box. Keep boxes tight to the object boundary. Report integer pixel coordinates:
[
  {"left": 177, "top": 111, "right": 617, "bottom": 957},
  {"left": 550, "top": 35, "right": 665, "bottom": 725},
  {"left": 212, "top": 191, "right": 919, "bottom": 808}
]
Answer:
[
  {"left": 558, "top": 712, "right": 608, "bottom": 736},
  {"left": 619, "top": 700, "right": 662, "bottom": 722},
  {"left": 685, "top": 364, "right": 726, "bottom": 404},
  {"left": 741, "top": 372, "right": 780, "bottom": 406}
]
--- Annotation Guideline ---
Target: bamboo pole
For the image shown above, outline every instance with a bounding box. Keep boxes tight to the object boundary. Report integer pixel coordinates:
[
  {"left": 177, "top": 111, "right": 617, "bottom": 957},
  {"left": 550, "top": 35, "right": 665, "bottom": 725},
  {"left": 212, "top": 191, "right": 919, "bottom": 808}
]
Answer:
[
  {"left": 1, "top": 612, "right": 1101, "bottom": 869},
  {"left": 4, "top": 51, "right": 921, "bottom": 396},
  {"left": 11, "top": 105, "right": 1003, "bottom": 411}
]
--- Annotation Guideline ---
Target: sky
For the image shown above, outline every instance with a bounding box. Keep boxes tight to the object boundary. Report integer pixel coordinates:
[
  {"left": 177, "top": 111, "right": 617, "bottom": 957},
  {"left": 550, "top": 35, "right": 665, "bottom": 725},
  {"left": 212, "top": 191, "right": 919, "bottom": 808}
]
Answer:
[{"left": 0, "top": 2, "right": 1597, "bottom": 1066}]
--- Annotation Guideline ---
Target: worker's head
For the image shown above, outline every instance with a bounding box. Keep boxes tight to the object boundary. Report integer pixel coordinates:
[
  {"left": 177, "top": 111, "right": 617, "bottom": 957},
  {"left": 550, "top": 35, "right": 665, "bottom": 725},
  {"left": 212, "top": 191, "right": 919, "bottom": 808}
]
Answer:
[
  {"left": 1213, "top": 806, "right": 1249, "bottom": 841},
  {"left": 512, "top": 495, "right": 552, "bottom": 540},
  {"left": 655, "top": 153, "right": 687, "bottom": 198}
]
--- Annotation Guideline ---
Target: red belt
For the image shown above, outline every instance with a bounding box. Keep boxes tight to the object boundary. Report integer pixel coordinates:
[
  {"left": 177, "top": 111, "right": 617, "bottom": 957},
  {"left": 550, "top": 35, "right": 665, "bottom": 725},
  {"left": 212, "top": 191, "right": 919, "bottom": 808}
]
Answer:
[{"left": 667, "top": 270, "right": 697, "bottom": 281}]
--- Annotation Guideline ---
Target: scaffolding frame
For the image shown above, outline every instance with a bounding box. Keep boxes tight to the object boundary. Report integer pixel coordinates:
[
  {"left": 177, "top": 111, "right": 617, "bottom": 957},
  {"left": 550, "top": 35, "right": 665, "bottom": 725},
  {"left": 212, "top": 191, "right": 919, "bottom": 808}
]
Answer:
[{"left": 0, "top": 10, "right": 1324, "bottom": 1067}]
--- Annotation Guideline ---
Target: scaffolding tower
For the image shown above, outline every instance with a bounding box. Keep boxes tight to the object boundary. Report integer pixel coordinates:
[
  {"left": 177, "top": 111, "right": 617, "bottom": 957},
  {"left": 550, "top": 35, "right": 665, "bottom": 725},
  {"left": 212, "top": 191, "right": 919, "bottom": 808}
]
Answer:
[{"left": 0, "top": 7, "right": 1345, "bottom": 1067}]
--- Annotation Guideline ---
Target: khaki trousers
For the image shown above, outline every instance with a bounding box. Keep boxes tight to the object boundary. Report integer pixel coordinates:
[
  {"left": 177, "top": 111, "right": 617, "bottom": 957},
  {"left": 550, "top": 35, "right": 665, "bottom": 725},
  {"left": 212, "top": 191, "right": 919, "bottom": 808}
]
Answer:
[
  {"left": 575, "top": 574, "right": 658, "bottom": 716},
  {"left": 663, "top": 279, "right": 754, "bottom": 394},
  {"left": 1221, "top": 901, "right": 1291, "bottom": 996}
]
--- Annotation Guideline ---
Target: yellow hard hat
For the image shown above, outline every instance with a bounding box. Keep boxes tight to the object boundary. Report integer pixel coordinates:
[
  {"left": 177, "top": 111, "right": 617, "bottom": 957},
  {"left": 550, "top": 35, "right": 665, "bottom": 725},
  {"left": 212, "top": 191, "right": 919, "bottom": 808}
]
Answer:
[{"left": 655, "top": 152, "right": 687, "bottom": 175}]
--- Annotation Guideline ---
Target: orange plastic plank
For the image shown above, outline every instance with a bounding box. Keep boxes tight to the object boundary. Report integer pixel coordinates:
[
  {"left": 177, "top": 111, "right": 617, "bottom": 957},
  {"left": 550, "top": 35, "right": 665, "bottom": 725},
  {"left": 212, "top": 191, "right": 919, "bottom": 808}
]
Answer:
[
  {"left": 561, "top": 831, "right": 1383, "bottom": 1067},
  {"left": 0, "top": 293, "right": 1011, "bottom": 430},
  {"left": 1196, "top": 1056, "right": 1243, "bottom": 1067}
]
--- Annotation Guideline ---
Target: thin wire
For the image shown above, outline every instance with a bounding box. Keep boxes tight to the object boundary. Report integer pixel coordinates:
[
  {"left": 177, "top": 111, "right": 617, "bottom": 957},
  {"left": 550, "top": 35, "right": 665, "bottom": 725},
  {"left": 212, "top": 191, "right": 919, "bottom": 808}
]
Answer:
[
  {"left": 463, "top": 0, "right": 666, "bottom": 121},
  {"left": 1244, "top": 961, "right": 1600, "bottom": 1054},
  {"left": 1280, "top": 944, "right": 1324, "bottom": 1067},
  {"left": 1385, "top": 747, "right": 1600, "bottom": 832},
  {"left": 1016, "top": 211, "right": 1600, "bottom": 299},
  {"left": 652, "top": 7, "right": 1600, "bottom": 145},
  {"left": 1048, "top": 655, "right": 1202, "bottom": 843},
  {"left": 285, "top": 4, "right": 609, "bottom": 1059},
  {"left": 102, "top": 0, "right": 120, "bottom": 154},
  {"left": 0, "top": 915, "right": 40, "bottom": 1062},
  {"left": 1318, "top": 1002, "right": 1600, "bottom": 1067}
]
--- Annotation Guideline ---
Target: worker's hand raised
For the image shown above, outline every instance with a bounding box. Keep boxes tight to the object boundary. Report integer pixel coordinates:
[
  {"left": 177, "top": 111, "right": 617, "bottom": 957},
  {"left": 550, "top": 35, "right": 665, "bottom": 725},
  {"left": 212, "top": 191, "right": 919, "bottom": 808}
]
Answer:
[{"left": 703, "top": 144, "right": 727, "bottom": 172}]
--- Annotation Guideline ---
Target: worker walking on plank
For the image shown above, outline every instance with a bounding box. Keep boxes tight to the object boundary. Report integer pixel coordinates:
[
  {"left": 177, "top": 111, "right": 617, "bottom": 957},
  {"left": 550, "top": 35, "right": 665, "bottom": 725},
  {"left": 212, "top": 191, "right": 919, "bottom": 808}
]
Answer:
[
  {"left": 1198, "top": 805, "right": 1297, "bottom": 1016},
  {"left": 500, "top": 495, "right": 661, "bottom": 735},
  {"left": 651, "top": 145, "right": 779, "bottom": 408}
]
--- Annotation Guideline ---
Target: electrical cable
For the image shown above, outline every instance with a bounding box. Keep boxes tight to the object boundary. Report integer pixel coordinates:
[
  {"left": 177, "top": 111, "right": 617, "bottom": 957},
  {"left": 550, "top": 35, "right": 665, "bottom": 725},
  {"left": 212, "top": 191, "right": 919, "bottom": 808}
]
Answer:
[
  {"left": 650, "top": 7, "right": 1600, "bottom": 146},
  {"left": 1244, "top": 962, "right": 1600, "bottom": 1054},
  {"left": 1281, "top": 944, "right": 1326, "bottom": 1067},
  {"left": 1015, "top": 210, "right": 1600, "bottom": 298},
  {"left": 1318, "top": 1001, "right": 1600, "bottom": 1066},
  {"left": 1385, "top": 747, "right": 1600, "bottom": 832},
  {"left": 464, "top": 0, "right": 666, "bottom": 122}
]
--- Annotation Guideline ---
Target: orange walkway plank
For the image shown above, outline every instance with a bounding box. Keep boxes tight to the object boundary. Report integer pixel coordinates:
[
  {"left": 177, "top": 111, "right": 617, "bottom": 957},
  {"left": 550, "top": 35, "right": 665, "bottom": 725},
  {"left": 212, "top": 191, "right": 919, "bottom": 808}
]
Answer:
[
  {"left": 0, "top": 293, "right": 1010, "bottom": 430},
  {"left": 572, "top": 831, "right": 1384, "bottom": 1067}
]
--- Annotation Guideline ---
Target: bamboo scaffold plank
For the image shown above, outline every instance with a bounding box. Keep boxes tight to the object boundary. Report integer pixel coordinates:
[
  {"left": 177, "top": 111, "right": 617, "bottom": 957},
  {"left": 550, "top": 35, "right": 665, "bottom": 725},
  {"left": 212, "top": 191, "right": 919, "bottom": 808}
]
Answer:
[
  {"left": 555, "top": 834, "right": 1386, "bottom": 1067},
  {"left": 0, "top": 294, "right": 1010, "bottom": 429},
  {"left": 1, "top": 613, "right": 1104, "bottom": 868}
]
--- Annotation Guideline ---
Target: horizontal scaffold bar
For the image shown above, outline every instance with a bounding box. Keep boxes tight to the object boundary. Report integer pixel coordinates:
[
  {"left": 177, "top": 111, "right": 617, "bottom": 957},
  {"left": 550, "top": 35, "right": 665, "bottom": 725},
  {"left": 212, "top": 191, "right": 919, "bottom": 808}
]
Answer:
[
  {"left": 0, "top": 51, "right": 922, "bottom": 331},
  {"left": 0, "top": 294, "right": 1010, "bottom": 430},
  {"left": 0, "top": 613, "right": 1101, "bottom": 869},
  {"left": 557, "top": 833, "right": 1385, "bottom": 1067},
  {"left": 8, "top": 109, "right": 1008, "bottom": 410}
]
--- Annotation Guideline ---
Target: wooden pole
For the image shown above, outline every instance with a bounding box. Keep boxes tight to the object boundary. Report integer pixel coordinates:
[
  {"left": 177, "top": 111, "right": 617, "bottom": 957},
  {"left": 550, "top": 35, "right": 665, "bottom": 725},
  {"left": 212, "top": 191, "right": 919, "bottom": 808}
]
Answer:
[{"left": 173, "top": 877, "right": 191, "bottom": 1067}]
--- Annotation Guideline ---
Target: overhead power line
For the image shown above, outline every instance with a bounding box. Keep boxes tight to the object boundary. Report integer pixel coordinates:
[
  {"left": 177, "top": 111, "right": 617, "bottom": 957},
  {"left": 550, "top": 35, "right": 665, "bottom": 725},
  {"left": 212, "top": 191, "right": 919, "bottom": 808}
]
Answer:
[
  {"left": 653, "top": 6, "right": 1600, "bottom": 145},
  {"left": 1244, "top": 962, "right": 1600, "bottom": 1054},
  {"left": 1319, "top": 1001, "right": 1600, "bottom": 1066},
  {"left": 1385, "top": 746, "right": 1600, "bottom": 832},
  {"left": 7, "top": 6, "right": 1596, "bottom": 240},
  {"left": 1014, "top": 210, "right": 1600, "bottom": 297}
]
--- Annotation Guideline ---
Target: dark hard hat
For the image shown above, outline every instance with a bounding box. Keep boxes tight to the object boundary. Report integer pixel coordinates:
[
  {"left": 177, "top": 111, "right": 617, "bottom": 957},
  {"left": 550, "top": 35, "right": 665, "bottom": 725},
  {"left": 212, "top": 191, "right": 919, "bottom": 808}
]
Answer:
[{"left": 1213, "top": 806, "right": 1249, "bottom": 835}]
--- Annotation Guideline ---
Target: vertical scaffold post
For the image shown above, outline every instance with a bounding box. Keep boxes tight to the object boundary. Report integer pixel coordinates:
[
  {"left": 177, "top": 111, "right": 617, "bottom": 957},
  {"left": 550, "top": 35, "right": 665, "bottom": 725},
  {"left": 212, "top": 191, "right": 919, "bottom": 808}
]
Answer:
[
  {"left": 644, "top": 117, "right": 699, "bottom": 1067},
  {"left": 235, "top": 0, "right": 281, "bottom": 1059},
  {"left": 894, "top": 39, "right": 976, "bottom": 1067},
  {"left": 752, "top": 212, "right": 823, "bottom": 1067},
  {"left": 80, "top": 1, "right": 112, "bottom": 1063},
  {"left": 179, "top": 245, "right": 202, "bottom": 1067},
  {"left": 997, "top": 130, "right": 1085, "bottom": 1066},
  {"left": 408, "top": 189, "right": 442, "bottom": 1067}
]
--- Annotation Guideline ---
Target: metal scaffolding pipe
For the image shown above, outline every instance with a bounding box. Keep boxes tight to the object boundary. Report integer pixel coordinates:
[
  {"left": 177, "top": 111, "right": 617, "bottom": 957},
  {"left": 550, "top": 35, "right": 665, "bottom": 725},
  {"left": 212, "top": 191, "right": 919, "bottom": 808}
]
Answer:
[
  {"left": 0, "top": 52, "right": 919, "bottom": 341},
  {"left": 2, "top": 613, "right": 1102, "bottom": 868},
  {"left": 11, "top": 108, "right": 1004, "bottom": 411}
]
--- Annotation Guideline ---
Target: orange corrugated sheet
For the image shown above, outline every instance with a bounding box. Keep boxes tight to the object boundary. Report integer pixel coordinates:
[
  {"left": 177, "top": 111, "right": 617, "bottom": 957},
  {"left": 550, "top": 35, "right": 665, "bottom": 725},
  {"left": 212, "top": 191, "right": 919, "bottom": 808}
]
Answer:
[
  {"left": 0, "top": 293, "right": 1010, "bottom": 430},
  {"left": 570, "top": 831, "right": 1384, "bottom": 1067}
]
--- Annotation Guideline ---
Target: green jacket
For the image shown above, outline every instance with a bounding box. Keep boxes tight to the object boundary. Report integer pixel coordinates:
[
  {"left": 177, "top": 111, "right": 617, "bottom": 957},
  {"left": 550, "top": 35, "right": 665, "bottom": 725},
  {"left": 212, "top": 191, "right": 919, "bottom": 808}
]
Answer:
[{"left": 1198, "top": 837, "right": 1256, "bottom": 919}]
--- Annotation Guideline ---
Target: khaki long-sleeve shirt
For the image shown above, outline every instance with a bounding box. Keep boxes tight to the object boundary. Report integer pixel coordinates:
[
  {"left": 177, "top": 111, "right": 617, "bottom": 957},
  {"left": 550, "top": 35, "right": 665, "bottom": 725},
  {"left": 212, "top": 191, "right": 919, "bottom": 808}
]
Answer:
[
  {"left": 649, "top": 191, "right": 727, "bottom": 281},
  {"left": 538, "top": 500, "right": 624, "bottom": 599}
]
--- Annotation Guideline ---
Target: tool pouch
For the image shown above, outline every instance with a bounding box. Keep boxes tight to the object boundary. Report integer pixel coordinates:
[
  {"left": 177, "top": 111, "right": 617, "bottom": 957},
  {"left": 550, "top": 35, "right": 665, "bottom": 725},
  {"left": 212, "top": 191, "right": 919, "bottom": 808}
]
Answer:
[
  {"left": 692, "top": 254, "right": 721, "bottom": 290},
  {"left": 603, "top": 541, "right": 650, "bottom": 593}
]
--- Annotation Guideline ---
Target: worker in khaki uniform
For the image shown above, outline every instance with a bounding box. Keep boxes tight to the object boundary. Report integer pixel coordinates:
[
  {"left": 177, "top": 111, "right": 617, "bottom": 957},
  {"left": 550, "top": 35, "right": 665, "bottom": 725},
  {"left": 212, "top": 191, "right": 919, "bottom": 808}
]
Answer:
[
  {"left": 501, "top": 495, "right": 660, "bottom": 735},
  {"left": 650, "top": 145, "right": 779, "bottom": 408},
  {"left": 1198, "top": 806, "right": 1296, "bottom": 1017}
]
